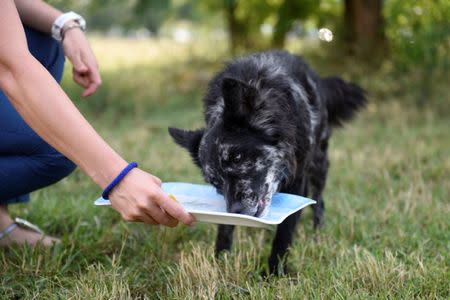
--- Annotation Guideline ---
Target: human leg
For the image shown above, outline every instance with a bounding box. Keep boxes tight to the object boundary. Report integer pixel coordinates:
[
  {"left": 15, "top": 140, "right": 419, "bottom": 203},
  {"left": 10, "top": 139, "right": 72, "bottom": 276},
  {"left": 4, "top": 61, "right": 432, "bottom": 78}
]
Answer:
[{"left": 0, "top": 27, "right": 74, "bottom": 246}]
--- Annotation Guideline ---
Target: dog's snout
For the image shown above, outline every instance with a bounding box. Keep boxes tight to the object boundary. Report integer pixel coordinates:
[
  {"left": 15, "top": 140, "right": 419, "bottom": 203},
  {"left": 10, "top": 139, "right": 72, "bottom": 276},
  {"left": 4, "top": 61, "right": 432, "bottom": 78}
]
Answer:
[
  {"left": 229, "top": 202, "right": 245, "bottom": 214},
  {"left": 234, "top": 189, "right": 255, "bottom": 201},
  {"left": 234, "top": 190, "right": 251, "bottom": 200}
]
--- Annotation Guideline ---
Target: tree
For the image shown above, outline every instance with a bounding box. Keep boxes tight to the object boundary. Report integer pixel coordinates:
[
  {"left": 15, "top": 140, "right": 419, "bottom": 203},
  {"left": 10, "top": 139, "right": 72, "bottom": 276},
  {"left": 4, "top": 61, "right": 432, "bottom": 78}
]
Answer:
[
  {"left": 222, "top": 0, "right": 273, "bottom": 54},
  {"left": 343, "top": 0, "right": 386, "bottom": 56},
  {"left": 386, "top": 0, "right": 450, "bottom": 104},
  {"left": 133, "top": 0, "right": 171, "bottom": 33},
  {"left": 224, "top": 0, "right": 246, "bottom": 55},
  {"left": 272, "top": 0, "right": 319, "bottom": 48}
]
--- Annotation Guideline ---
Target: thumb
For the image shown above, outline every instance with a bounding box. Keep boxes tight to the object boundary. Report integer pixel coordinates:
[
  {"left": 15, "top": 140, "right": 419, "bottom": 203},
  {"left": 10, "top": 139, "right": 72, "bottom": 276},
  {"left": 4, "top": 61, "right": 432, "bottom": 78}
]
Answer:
[{"left": 71, "top": 55, "right": 88, "bottom": 73}]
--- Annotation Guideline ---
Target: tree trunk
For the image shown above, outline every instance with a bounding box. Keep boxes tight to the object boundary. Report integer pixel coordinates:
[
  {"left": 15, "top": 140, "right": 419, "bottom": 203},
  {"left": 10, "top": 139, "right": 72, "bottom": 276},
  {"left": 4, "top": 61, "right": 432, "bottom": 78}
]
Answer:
[
  {"left": 344, "top": 0, "right": 386, "bottom": 56},
  {"left": 224, "top": 0, "right": 239, "bottom": 55},
  {"left": 271, "top": 0, "right": 319, "bottom": 49},
  {"left": 272, "top": 1, "right": 293, "bottom": 48}
]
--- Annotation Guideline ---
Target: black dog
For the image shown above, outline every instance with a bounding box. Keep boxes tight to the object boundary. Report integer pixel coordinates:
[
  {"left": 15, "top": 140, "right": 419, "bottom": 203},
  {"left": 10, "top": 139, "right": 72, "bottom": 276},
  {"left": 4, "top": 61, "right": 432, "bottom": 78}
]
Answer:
[{"left": 169, "top": 50, "right": 366, "bottom": 274}]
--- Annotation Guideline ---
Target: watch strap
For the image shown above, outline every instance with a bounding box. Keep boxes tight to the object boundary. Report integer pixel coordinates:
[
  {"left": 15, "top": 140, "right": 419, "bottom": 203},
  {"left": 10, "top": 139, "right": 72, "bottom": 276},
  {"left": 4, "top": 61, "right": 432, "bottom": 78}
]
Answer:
[{"left": 52, "top": 11, "right": 86, "bottom": 41}]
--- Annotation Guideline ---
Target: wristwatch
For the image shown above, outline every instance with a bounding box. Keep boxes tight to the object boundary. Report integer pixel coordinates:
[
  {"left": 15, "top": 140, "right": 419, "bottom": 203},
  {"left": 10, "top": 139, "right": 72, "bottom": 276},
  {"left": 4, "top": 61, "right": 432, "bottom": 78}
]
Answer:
[{"left": 51, "top": 11, "right": 86, "bottom": 41}]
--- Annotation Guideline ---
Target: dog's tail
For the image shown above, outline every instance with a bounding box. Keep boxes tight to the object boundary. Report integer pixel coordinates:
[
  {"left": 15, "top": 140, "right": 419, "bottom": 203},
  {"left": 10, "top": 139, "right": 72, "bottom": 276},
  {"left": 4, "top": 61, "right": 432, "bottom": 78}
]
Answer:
[{"left": 321, "top": 76, "right": 367, "bottom": 127}]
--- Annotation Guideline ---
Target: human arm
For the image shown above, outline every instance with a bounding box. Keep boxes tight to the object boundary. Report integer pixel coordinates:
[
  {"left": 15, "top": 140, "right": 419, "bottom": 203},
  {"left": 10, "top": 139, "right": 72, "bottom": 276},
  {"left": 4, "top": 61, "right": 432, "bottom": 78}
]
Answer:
[
  {"left": 14, "top": 0, "right": 101, "bottom": 97},
  {"left": 0, "top": 1, "right": 195, "bottom": 226}
]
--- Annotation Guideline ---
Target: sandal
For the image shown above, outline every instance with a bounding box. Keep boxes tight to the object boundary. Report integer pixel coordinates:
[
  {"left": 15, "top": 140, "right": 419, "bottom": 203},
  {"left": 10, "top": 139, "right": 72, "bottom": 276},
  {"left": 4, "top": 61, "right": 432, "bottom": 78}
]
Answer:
[{"left": 0, "top": 218, "right": 59, "bottom": 247}]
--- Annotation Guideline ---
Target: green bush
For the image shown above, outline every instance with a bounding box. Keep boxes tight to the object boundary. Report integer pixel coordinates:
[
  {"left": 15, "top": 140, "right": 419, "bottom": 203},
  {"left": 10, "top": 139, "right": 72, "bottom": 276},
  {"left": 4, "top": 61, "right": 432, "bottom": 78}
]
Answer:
[{"left": 385, "top": 0, "right": 450, "bottom": 104}]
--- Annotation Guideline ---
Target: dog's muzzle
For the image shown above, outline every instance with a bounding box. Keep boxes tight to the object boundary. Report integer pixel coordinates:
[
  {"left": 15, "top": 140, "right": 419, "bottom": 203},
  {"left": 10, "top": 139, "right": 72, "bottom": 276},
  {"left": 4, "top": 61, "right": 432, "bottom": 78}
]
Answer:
[{"left": 227, "top": 184, "right": 270, "bottom": 217}]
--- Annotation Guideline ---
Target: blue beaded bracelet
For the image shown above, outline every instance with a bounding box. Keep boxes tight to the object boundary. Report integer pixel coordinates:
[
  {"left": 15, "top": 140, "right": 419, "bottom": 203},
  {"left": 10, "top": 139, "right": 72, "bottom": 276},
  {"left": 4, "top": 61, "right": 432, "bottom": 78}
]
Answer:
[{"left": 101, "top": 162, "right": 138, "bottom": 200}]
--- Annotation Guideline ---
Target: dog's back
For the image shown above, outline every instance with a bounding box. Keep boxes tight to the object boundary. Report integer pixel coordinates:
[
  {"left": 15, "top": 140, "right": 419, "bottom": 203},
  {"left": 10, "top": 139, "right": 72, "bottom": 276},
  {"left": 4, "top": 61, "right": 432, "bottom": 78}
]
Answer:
[{"left": 204, "top": 51, "right": 366, "bottom": 136}]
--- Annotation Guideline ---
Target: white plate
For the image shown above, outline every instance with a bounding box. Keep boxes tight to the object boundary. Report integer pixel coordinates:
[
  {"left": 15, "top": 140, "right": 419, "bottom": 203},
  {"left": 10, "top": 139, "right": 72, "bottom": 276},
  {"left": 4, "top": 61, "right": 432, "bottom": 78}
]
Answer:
[{"left": 95, "top": 182, "right": 316, "bottom": 229}]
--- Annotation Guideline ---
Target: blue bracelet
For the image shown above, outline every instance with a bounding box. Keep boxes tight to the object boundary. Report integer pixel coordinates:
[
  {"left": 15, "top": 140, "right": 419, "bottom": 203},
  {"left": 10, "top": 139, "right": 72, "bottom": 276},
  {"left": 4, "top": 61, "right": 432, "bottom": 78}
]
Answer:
[{"left": 101, "top": 162, "right": 138, "bottom": 200}]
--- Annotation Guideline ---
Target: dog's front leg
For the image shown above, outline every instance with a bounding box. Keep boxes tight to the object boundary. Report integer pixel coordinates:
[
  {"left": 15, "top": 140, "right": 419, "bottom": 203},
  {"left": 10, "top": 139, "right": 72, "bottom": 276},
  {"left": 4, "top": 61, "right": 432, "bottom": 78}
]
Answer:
[
  {"left": 215, "top": 224, "right": 235, "bottom": 255},
  {"left": 310, "top": 143, "right": 329, "bottom": 230},
  {"left": 312, "top": 195, "right": 325, "bottom": 229},
  {"left": 267, "top": 176, "right": 308, "bottom": 275},
  {"left": 267, "top": 210, "right": 302, "bottom": 274}
]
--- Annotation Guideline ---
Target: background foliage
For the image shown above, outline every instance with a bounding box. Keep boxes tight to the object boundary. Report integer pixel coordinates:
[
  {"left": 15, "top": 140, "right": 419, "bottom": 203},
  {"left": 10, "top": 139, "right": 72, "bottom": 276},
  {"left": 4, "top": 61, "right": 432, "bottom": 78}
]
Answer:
[{"left": 45, "top": 0, "right": 449, "bottom": 107}]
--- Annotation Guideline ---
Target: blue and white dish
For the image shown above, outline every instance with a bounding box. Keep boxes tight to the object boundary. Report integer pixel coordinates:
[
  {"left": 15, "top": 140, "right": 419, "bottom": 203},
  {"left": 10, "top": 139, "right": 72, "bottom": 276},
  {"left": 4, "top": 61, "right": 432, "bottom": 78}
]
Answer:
[{"left": 95, "top": 182, "right": 316, "bottom": 229}]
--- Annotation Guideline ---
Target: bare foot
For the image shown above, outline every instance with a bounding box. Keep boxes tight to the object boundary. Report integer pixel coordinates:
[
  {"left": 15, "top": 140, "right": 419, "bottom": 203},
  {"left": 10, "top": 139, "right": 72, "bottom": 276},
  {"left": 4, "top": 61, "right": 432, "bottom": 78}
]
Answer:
[{"left": 0, "top": 205, "right": 60, "bottom": 247}]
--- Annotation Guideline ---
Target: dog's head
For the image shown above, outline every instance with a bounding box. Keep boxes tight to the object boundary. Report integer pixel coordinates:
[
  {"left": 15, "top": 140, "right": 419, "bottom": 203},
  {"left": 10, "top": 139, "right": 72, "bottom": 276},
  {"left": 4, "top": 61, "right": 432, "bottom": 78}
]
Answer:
[{"left": 169, "top": 77, "right": 310, "bottom": 217}]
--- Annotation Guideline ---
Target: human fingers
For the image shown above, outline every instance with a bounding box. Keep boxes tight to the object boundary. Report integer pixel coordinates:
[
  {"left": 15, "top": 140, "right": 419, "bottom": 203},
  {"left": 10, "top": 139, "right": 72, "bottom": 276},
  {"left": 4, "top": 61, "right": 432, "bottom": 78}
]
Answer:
[
  {"left": 70, "top": 53, "right": 89, "bottom": 74},
  {"left": 113, "top": 200, "right": 158, "bottom": 225},
  {"left": 81, "top": 81, "right": 98, "bottom": 97},
  {"left": 139, "top": 213, "right": 158, "bottom": 225},
  {"left": 81, "top": 59, "right": 102, "bottom": 97},
  {"left": 72, "top": 70, "right": 90, "bottom": 88},
  {"left": 136, "top": 193, "right": 179, "bottom": 227},
  {"left": 108, "top": 168, "right": 191, "bottom": 226},
  {"left": 152, "top": 188, "right": 196, "bottom": 226},
  {"left": 148, "top": 208, "right": 179, "bottom": 227},
  {"left": 63, "top": 30, "right": 101, "bottom": 97}
]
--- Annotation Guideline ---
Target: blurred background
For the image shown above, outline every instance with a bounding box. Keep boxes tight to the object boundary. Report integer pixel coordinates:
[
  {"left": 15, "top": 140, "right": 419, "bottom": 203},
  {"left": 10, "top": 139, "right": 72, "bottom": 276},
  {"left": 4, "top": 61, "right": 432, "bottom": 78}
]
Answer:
[
  {"left": 2, "top": 1, "right": 448, "bottom": 298},
  {"left": 49, "top": 0, "right": 449, "bottom": 110}
]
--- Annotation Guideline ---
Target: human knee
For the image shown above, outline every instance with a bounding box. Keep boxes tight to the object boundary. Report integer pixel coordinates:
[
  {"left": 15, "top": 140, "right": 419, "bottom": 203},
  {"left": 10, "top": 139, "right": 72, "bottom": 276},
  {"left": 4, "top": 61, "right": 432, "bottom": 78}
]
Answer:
[
  {"left": 41, "top": 152, "right": 77, "bottom": 180},
  {"left": 45, "top": 39, "right": 65, "bottom": 79},
  {"left": 53, "top": 154, "right": 76, "bottom": 179},
  {"left": 52, "top": 40, "right": 65, "bottom": 66}
]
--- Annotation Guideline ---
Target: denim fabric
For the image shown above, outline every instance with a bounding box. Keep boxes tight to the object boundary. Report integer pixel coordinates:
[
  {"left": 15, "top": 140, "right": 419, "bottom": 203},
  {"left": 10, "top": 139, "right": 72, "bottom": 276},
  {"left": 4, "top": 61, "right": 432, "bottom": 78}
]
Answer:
[{"left": 0, "top": 27, "right": 76, "bottom": 204}]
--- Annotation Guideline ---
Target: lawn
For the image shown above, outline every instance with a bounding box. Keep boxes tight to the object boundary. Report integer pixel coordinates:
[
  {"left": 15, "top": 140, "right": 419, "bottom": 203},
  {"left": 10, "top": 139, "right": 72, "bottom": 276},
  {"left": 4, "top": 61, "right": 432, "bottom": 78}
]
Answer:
[{"left": 1, "top": 37, "right": 449, "bottom": 299}]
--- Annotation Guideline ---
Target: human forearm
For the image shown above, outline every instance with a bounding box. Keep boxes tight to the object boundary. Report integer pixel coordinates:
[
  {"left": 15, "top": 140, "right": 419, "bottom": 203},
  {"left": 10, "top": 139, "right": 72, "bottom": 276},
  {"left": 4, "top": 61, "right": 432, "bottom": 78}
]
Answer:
[
  {"left": 14, "top": 0, "right": 61, "bottom": 33},
  {"left": 0, "top": 54, "right": 127, "bottom": 188},
  {"left": 1, "top": 57, "right": 194, "bottom": 225}
]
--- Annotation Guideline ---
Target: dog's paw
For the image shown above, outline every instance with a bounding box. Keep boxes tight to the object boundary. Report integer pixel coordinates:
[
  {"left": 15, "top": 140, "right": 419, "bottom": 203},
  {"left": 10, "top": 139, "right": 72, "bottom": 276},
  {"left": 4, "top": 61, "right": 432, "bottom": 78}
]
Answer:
[
  {"left": 264, "top": 263, "right": 289, "bottom": 277},
  {"left": 313, "top": 215, "right": 325, "bottom": 230},
  {"left": 214, "top": 247, "right": 232, "bottom": 259}
]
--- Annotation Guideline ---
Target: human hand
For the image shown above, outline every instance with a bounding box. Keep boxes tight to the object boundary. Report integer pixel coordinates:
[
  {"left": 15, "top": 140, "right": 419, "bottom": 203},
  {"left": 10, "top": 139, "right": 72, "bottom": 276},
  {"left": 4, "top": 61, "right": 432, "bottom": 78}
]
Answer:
[
  {"left": 108, "top": 168, "right": 196, "bottom": 227},
  {"left": 62, "top": 24, "right": 101, "bottom": 97}
]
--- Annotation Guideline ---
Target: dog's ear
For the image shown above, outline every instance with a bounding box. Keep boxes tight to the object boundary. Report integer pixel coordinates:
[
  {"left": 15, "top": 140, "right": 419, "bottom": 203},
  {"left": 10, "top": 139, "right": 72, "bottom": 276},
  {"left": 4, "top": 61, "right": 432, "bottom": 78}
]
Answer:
[
  {"left": 168, "top": 127, "right": 204, "bottom": 166},
  {"left": 221, "top": 77, "right": 258, "bottom": 118}
]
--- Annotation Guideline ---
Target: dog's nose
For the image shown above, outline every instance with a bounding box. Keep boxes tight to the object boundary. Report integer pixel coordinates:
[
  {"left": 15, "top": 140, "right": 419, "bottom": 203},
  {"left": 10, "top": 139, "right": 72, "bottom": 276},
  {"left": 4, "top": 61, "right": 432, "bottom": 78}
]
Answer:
[{"left": 229, "top": 202, "right": 245, "bottom": 214}]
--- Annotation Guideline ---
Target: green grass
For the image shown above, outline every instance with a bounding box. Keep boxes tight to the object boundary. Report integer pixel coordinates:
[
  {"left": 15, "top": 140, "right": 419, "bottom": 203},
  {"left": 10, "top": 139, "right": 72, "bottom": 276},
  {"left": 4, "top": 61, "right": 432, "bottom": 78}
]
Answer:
[{"left": 1, "top": 37, "right": 449, "bottom": 299}]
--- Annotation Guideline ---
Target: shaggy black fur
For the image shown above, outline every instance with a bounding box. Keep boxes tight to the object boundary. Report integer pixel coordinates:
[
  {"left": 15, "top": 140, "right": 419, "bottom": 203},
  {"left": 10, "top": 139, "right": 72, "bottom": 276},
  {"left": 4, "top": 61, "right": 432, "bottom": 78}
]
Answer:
[{"left": 169, "top": 50, "right": 366, "bottom": 275}]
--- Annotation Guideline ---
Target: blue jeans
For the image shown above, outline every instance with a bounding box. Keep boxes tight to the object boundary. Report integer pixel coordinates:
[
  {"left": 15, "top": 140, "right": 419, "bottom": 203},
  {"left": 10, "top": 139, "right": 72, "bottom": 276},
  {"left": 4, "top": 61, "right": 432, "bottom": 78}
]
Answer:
[{"left": 0, "top": 27, "right": 76, "bottom": 205}]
